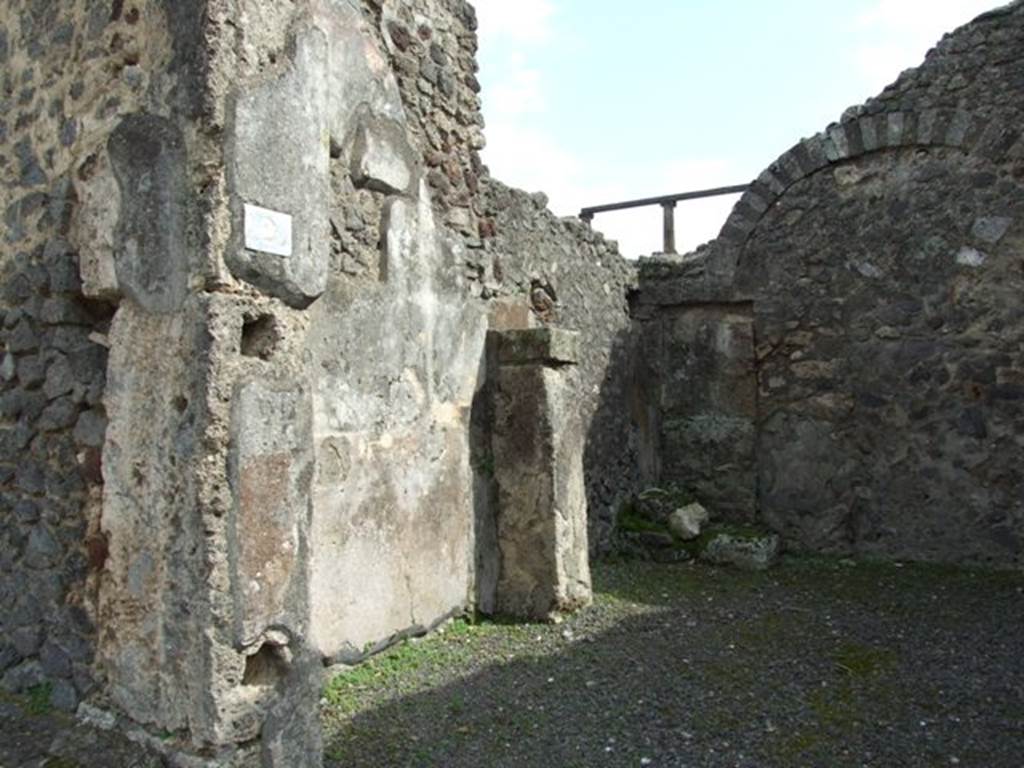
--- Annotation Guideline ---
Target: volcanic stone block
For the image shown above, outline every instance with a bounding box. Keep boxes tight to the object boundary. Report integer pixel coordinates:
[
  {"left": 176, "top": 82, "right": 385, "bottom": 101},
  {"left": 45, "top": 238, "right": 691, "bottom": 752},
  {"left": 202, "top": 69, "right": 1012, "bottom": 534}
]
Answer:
[
  {"left": 494, "top": 327, "right": 579, "bottom": 367},
  {"left": 228, "top": 25, "right": 330, "bottom": 308},
  {"left": 105, "top": 114, "right": 191, "bottom": 312},
  {"left": 490, "top": 328, "right": 591, "bottom": 621},
  {"left": 350, "top": 115, "right": 418, "bottom": 196}
]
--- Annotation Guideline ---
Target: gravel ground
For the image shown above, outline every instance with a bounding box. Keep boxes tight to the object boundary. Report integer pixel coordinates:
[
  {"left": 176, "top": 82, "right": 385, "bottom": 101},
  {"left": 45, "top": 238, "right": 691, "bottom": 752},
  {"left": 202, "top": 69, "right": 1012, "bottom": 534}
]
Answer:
[
  {"left": 323, "top": 557, "right": 1024, "bottom": 768},
  {"left": 0, "top": 696, "right": 165, "bottom": 767},
  {"left": 2, "top": 557, "right": 1021, "bottom": 767}
]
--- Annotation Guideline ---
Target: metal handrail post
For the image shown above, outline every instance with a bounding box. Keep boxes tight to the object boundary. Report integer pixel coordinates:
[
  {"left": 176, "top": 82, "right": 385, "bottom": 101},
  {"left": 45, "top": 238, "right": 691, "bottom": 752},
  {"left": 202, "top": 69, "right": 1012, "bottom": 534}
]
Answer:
[{"left": 662, "top": 201, "right": 676, "bottom": 254}]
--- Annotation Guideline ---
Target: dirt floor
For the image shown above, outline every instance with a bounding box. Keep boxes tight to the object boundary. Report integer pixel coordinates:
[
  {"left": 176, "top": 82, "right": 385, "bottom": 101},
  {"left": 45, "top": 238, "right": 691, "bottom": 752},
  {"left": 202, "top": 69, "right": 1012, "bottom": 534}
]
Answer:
[
  {"left": 2, "top": 556, "right": 1022, "bottom": 767},
  {"left": 321, "top": 557, "right": 1024, "bottom": 768}
]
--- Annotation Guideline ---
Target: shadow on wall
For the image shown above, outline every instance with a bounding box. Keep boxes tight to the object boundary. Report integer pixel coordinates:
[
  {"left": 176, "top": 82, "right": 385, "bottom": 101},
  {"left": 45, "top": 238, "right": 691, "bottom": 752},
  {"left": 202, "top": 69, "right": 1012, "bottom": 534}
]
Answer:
[
  {"left": 0, "top": 219, "right": 115, "bottom": 710},
  {"left": 469, "top": 312, "right": 646, "bottom": 590},
  {"left": 469, "top": 338, "right": 498, "bottom": 615},
  {"left": 581, "top": 326, "right": 644, "bottom": 553}
]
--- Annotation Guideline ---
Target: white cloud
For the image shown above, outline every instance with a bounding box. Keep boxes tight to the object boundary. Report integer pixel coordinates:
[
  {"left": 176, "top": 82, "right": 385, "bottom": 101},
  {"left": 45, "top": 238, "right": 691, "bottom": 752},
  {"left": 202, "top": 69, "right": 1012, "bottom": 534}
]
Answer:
[
  {"left": 486, "top": 62, "right": 544, "bottom": 117},
  {"left": 472, "top": 0, "right": 555, "bottom": 47},
  {"left": 853, "top": 0, "right": 1003, "bottom": 92},
  {"left": 475, "top": 0, "right": 592, "bottom": 243},
  {"left": 473, "top": 0, "right": 557, "bottom": 182},
  {"left": 476, "top": 0, "right": 1008, "bottom": 260},
  {"left": 477, "top": 0, "right": 747, "bottom": 261},
  {"left": 481, "top": 70, "right": 744, "bottom": 257}
]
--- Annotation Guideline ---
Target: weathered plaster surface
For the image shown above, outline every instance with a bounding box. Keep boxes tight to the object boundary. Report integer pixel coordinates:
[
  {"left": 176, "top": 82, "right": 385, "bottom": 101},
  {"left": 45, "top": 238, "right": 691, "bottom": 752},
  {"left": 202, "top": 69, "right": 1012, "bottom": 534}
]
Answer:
[
  {"left": 226, "top": 24, "right": 330, "bottom": 307},
  {"left": 7, "top": 0, "right": 1019, "bottom": 764},
  {"left": 308, "top": 183, "right": 487, "bottom": 660},
  {"left": 1, "top": 0, "right": 631, "bottom": 762}
]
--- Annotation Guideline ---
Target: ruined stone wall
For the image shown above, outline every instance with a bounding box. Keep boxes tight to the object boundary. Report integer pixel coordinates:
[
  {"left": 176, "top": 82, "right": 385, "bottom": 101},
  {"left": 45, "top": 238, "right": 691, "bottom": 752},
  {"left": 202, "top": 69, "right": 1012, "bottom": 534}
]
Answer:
[
  {"left": 475, "top": 182, "right": 639, "bottom": 551},
  {"left": 859, "top": 2, "right": 1024, "bottom": 120},
  {"left": 357, "top": 0, "right": 641, "bottom": 550},
  {"left": 308, "top": 0, "right": 638, "bottom": 648},
  {"left": 0, "top": 0, "right": 639, "bottom": 760},
  {"left": 360, "top": 0, "right": 486, "bottom": 236},
  {"left": 0, "top": 0, "right": 190, "bottom": 715},
  {"left": 635, "top": 1, "right": 1024, "bottom": 566}
]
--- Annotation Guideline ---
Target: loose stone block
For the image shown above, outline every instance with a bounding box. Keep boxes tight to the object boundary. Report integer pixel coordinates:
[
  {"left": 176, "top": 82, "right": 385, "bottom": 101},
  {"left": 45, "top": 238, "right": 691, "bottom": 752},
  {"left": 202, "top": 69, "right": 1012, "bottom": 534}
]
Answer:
[
  {"left": 669, "top": 502, "right": 710, "bottom": 541},
  {"left": 701, "top": 531, "right": 781, "bottom": 571},
  {"left": 971, "top": 216, "right": 1012, "bottom": 244}
]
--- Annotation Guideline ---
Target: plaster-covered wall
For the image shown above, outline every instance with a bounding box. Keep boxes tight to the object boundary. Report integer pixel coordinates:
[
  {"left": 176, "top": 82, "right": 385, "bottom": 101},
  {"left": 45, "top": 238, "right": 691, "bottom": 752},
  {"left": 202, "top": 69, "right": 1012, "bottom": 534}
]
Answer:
[
  {"left": 635, "top": 1, "right": 1024, "bottom": 566},
  {"left": 357, "top": 0, "right": 642, "bottom": 552},
  {"left": 5, "top": 0, "right": 1022, "bottom": 763},
  {"left": 0, "top": 0, "right": 640, "bottom": 760},
  {"left": 304, "top": 0, "right": 638, "bottom": 657}
]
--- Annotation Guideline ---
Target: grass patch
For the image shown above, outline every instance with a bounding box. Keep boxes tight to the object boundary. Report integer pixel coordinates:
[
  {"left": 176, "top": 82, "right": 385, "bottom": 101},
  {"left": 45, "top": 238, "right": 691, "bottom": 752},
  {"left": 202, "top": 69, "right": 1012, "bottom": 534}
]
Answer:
[
  {"left": 26, "top": 683, "right": 53, "bottom": 716},
  {"left": 616, "top": 502, "right": 666, "bottom": 535},
  {"left": 323, "top": 617, "right": 536, "bottom": 716},
  {"left": 833, "top": 642, "right": 897, "bottom": 678},
  {"left": 324, "top": 641, "right": 435, "bottom": 710}
]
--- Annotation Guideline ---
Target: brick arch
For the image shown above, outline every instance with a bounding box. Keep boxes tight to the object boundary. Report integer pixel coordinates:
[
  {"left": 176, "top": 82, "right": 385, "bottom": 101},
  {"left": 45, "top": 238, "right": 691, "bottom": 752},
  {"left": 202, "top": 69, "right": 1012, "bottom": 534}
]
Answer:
[{"left": 716, "top": 108, "right": 1023, "bottom": 254}]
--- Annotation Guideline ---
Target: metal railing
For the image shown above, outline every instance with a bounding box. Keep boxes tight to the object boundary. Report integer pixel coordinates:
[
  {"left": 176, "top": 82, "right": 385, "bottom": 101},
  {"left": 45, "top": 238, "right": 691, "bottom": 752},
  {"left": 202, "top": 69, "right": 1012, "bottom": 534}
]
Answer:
[{"left": 580, "top": 184, "right": 749, "bottom": 255}]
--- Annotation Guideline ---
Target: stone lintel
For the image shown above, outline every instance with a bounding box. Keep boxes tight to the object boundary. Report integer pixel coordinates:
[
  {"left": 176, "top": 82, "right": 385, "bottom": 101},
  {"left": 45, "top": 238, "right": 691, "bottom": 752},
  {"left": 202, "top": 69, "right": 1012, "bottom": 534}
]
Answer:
[{"left": 493, "top": 327, "right": 580, "bottom": 367}]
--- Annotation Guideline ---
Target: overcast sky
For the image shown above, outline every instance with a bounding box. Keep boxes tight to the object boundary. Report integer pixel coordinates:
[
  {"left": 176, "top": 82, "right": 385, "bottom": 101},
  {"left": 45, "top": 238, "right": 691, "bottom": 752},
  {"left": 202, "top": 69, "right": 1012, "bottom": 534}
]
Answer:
[{"left": 471, "top": 0, "right": 1004, "bottom": 257}]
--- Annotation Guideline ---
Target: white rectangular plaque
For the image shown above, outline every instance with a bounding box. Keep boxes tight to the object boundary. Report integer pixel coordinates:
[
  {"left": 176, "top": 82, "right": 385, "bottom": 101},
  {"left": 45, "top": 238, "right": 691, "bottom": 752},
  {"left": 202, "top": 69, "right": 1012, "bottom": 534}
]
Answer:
[{"left": 244, "top": 203, "right": 293, "bottom": 257}]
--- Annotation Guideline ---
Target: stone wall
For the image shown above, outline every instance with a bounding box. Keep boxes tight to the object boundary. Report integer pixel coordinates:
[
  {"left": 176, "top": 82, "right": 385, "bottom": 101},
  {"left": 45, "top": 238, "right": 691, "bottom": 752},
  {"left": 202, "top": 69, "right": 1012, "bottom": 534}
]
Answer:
[
  {"left": 0, "top": 0, "right": 640, "bottom": 761},
  {"left": 5, "top": 0, "right": 1021, "bottom": 763},
  {"left": 634, "top": 1, "right": 1024, "bottom": 566},
  {"left": 360, "top": 0, "right": 487, "bottom": 237},
  {"left": 474, "top": 182, "right": 639, "bottom": 551},
  {"left": 0, "top": 0, "right": 188, "bottom": 716},
  {"left": 357, "top": 0, "right": 641, "bottom": 549}
]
